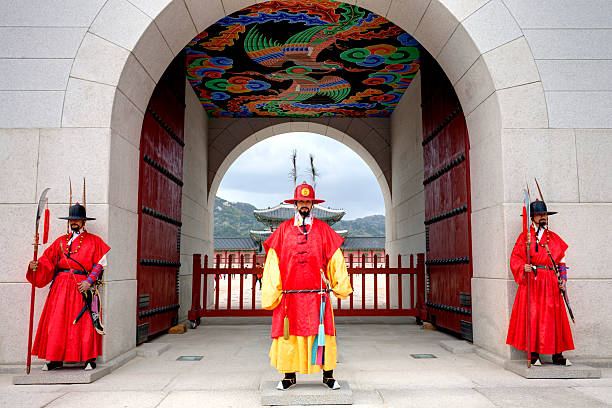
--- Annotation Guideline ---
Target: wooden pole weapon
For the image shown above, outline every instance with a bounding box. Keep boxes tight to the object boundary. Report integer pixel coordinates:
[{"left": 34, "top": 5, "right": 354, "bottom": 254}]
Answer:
[
  {"left": 26, "top": 188, "right": 49, "bottom": 374},
  {"left": 523, "top": 188, "right": 532, "bottom": 368}
]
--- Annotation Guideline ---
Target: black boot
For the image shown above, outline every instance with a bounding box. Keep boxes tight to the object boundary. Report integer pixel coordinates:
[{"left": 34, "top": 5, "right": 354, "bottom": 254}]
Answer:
[
  {"left": 552, "top": 353, "right": 572, "bottom": 366},
  {"left": 42, "top": 361, "right": 63, "bottom": 371},
  {"left": 276, "top": 372, "right": 296, "bottom": 390},
  {"left": 84, "top": 358, "right": 96, "bottom": 370},
  {"left": 530, "top": 352, "right": 541, "bottom": 366},
  {"left": 323, "top": 369, "right": 340, "bottom": 390}
]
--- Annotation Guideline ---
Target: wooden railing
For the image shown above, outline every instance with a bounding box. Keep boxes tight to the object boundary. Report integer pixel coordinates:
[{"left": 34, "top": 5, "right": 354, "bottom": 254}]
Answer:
[{"left": 188, "top": 253, "right": 426, "bottom": 325}]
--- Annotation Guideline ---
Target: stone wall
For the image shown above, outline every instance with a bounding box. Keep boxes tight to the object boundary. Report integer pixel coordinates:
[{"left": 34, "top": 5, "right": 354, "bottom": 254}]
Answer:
[
  {"left": 387, "top": 72, "right": 424, "bottom": 307},
  {"left": 179, "top": 80, "right": 212, "bottom": 322},
  {"left": 1, "top": 0, "right": 611, "bottom": 365}
]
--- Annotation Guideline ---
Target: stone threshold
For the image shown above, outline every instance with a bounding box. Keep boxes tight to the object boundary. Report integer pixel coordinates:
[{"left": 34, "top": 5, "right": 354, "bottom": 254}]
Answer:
[
  {"left": 504, "top": 360, "right": 601, "bottom": 379},
  {"left": 12, "top": 348, "right": 136, "bottom": 385},
  {"left": 261, "top": 380, "right": 353, "bottom": 406}
]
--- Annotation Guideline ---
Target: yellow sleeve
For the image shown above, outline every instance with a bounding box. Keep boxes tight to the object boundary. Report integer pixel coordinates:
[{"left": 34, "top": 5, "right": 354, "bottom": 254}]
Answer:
[
  {"left": 326, "top": 248, "right": 353, "bottom": 299},
  {"left": 261, "top": 248, "right": 283, "bottom": 310}
]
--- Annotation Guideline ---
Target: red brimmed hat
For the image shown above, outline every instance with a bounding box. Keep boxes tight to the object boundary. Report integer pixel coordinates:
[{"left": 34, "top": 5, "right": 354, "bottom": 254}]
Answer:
[{"left": 284, "top": 182, "right": 324, "bottom": 204}]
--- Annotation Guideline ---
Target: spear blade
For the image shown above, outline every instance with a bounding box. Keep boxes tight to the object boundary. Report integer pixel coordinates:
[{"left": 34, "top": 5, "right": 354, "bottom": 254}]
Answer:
[{"left": 35, "top": 188, "right": 50, "bottom": 234}]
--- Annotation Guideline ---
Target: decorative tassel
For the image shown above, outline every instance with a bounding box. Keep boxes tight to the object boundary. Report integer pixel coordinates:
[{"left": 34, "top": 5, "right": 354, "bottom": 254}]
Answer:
[
  {"left": 318, "top": 324, "right": 325, "bottom": 346},
  {"left": 316, "top": 346, "right": 324, "bottom": 365},
  {"left": 42, "top": 204, "right": 50, "bottom": 244},
  {"left": 91, "top": 294, "right": 99, "bottom": 313},
  {"left": 311, "top": 339, "right": 318, "bottom": 365},
  {"left": 283, "top": 316, "right": 290, "bottom": 340},
  {"left": 318, "top": 297, "right": 326, "bottom": 346}
]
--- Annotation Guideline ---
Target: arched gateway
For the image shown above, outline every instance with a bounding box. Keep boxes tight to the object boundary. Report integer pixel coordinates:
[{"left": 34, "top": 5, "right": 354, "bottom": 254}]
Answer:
[{"left": 9, "top": 0, "right": 610, "bottom": 368}]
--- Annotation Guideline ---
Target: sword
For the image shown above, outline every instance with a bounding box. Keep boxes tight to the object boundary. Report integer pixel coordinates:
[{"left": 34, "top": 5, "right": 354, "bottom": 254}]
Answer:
[
  {"left": 26, "top": 188, "right": 50, "bottom": 374},
  {"left": 523, "top": 188, "right": 532, "bottom": 368},
  {"left": 544, "top": 243, "right": 576, "bottom": 324}
]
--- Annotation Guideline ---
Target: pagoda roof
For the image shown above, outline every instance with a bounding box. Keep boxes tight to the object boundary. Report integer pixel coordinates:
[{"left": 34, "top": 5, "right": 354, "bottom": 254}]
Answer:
[
  {"left": 342, "top": 236, "right": 386, "bottom": 250},
  {"left": 254, "top": 203, "right": 345, "bottom": 225},
  {"left": 249, "top": 228, "right": 349, "bottom": 243}
]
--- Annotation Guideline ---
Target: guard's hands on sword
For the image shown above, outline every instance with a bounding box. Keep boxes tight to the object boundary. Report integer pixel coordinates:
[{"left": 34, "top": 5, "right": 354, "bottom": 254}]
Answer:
[
  {"left": 77, "top": 280, "right": 91, "bottom": 293},
  {"left": 559, "top": 280, "right": 567, "bottom": 291},
  {"left": 28, "top": 261, "right": 39, "bottom": 271}
]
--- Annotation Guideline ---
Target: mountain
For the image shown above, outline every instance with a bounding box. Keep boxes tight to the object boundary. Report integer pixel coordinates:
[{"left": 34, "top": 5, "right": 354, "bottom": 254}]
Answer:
[
  {"left": 334, "top": 215, "right": 385, "bottom": 237},
  {"left": 213, "top": 197, "right": 385, "bottom": 237},
  {"left": 213, "top": 197, "right": 263, "bottom": 237}
]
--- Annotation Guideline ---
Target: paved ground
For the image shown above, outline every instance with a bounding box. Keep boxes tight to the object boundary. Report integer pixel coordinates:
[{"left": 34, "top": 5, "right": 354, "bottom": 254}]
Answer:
[{"left": 1, "top": 321, "right": 610, "bottom": 407}]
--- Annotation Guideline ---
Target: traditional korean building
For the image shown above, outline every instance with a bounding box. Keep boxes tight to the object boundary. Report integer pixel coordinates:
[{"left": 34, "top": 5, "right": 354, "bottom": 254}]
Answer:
[
  {"left": 248, "top": 203, "right": 348, "bottom": 243},
  {"left": 214, "top": 202, "right": 385, "bottom": 267}
]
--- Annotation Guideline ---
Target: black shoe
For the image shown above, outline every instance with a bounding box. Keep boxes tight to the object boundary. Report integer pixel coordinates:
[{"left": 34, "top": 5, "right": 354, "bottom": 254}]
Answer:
[
  {"left": 323, "top": 369, "right": 341, "bottom": 390},
  {"left": 276, "top": 373, "right": 296, "bottom": 390},
  {"left": 42, "top": 361, "right": 63, "bottom": 371},
  {"left": 528, "top": 352, "right": 541, "bottom": 366},
  {"left": 552, "top": 353, "right": 572, "bottom": 366},
  {"left": 84, "top": 358, "right": 96, "bottom": 370},
  {"left": 323, "top": 376, "right": 341, "bottom": 390}
]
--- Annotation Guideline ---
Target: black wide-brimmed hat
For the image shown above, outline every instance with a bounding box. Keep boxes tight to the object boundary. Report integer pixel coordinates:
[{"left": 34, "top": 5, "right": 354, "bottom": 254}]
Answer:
[
  {"left": 59, "top": 203, "right": 96, "bottom": 220},
  {"left": 530, "top": 200, "right": 557, "bottom": 216}
]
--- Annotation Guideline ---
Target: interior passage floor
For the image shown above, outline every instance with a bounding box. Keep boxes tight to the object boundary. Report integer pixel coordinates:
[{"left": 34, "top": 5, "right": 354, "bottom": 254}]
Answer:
[{"left": 1, "top": 321, "right": 610, "bottom": 407}]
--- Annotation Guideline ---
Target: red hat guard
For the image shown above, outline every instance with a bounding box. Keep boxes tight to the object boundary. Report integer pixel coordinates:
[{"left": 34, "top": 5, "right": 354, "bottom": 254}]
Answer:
[{"left": 284, "top": 182, "right": 324, "bottom": 204}]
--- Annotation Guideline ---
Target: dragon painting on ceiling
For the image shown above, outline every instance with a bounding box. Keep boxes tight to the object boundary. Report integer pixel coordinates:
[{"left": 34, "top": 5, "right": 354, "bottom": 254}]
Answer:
[{"left": 185, "top": 0, "right": 421, "bottom": 117}]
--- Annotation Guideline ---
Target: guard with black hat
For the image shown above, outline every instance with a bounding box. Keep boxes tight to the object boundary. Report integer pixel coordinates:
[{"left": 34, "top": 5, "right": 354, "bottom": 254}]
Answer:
[
  {"left": 261, "top": 182, "right": 352, "bottom": 390},
  {"left": 506, "top": 183, "right": 574, "bottom": 366},
  {"left": 26, "top": 179, "right": 110, "bottom": 371}
]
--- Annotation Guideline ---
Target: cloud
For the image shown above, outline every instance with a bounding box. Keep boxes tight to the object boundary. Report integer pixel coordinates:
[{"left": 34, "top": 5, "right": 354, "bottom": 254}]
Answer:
[{"left": 217, "top": 132, "right": 385, "bottom": 219}]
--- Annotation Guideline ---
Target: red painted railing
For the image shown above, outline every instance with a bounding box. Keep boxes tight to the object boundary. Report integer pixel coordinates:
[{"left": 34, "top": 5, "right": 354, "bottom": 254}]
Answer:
[{"left": 188, "top": 253, "right": 426, "bottom": 325}]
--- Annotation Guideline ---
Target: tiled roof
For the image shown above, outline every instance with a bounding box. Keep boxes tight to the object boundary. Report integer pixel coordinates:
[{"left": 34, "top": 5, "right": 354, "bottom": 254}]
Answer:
[
  {"left": 250, "top": 228, "right": 349, "bottom": 243},
  {"left": 214, "top": 237, "right": 259, "bottom": 250},
  {"left": 341, "top": 236, "right": 385, "bottom": 250},
  {"left": 254, "top": 203, "right": 345, "bottom": 225}
]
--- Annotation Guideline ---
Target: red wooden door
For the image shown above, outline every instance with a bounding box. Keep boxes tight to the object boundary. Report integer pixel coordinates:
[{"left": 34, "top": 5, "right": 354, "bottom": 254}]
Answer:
[
  {"left": 421, "top": 53, "right": 473, "bottom": 340},
  {"left": 137, "top": 53, "right": 186, "bottom": 343}
]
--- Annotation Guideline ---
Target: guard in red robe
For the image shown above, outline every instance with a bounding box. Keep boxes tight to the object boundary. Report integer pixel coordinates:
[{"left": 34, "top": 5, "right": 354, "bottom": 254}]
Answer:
[
  {"left": 262, "top": 183, "right": 352, "bottom": 390},
  {"left": 506, "top": 200, "right": 574, "bottom": 365},
  {"left": 27, "top": 203, "right": 110, "bottom": 371}
]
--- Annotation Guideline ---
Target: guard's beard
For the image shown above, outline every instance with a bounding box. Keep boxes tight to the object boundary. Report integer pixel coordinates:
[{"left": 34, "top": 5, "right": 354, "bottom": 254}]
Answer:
[
  {"left": 70, "top": 223, "right": 81, "bottom": 232},
  {"left": 298, "top": 208, "right": 310, "bottom": 219}
]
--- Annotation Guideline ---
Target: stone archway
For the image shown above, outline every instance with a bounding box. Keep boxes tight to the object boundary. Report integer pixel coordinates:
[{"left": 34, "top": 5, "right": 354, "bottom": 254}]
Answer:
[
  {"left": 207, "top": 120, "right": 393, "bottom": 216},
  {"left": 63, "top": 0, "right": 548, "bottom": 362}
]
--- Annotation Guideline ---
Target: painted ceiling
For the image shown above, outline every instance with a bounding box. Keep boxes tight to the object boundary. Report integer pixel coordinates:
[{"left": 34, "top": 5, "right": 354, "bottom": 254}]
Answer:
[{"left": 185, "top": 1, "right": 421, "bottom": 118}]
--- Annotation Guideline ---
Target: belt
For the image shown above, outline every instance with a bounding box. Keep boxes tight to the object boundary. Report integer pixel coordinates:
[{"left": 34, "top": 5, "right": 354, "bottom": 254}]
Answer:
[
  {"left": 57, "top": 268, "right": 87, "bottom": 276},
  {"left": 282, "top": 289, "right": 331, "bottom": 294},
  {"left": 533, "top": 265, "right": 554, "bottom": 270}
]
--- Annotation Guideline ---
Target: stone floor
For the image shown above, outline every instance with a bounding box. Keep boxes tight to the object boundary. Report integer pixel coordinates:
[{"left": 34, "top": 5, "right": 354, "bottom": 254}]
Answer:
[{"left": 1, "top": 321, "right": 611, "bottom": 407}]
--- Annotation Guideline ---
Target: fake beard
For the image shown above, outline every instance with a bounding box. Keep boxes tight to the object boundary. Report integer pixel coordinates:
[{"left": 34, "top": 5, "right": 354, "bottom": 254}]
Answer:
[
  {"left": 70, "top": 223, "right": 81, "bottom": 232},
  {"left": 299, "top": 208, "right": 311, "bottom": 219}
]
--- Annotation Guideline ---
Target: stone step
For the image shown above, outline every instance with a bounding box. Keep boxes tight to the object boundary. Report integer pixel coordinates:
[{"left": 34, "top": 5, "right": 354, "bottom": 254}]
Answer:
[
  {"left": 504, "top": 360, "right": 601, "bottom": 379},
  {"left": 261, "top": 380, "right": 353, "bottom": 406},
  {"left": 13, "top": 364, "right": 111, "bottom": 385},
  {"left": 439, "top": 340, "right": 475, "bottom": 354}
]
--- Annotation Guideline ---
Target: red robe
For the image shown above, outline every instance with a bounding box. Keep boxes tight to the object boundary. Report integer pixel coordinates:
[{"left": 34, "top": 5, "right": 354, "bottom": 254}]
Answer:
[
  {"left": 26, "top": 231, "right": 110, "bottom": 361},
  {"left": 264, "top": 218, "right": 344, "bottom": 339},
  {"left": 506, "top": 227, "right": 574, "bottom": 354}
]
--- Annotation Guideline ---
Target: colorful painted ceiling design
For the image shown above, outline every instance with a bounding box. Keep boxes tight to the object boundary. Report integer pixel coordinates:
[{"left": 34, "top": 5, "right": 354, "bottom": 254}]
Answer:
[{"left": 185, "top": 1, "right": 421, "bottom": 117}]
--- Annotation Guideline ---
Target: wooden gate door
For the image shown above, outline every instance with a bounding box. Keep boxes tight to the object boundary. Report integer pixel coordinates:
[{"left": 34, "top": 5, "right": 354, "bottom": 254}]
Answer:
[
  {"left": 137, "top": 53, "right": 186, "bottom": 343},
  {"left": 420, "top": 53, "right": 473, "bottom": 340}
]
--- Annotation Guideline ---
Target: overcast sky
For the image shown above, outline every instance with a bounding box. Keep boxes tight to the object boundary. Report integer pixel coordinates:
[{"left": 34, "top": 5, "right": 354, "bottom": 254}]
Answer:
[{"left": 216, "top": 132, "right": 385, "bottom": 220}]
